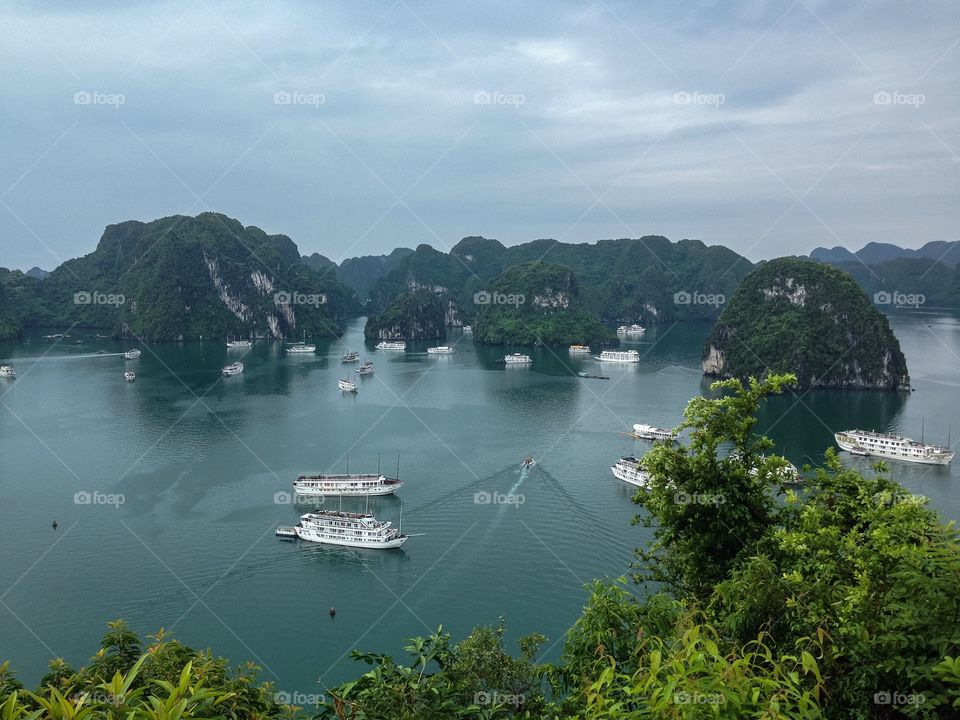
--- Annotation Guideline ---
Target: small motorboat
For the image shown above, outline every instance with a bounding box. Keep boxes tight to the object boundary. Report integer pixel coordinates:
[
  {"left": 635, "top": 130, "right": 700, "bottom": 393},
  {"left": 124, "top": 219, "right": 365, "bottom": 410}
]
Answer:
[
  {"left": 123, "top": 371, "right": 136, "bottom": 382},
  {"left": 222, "top": 361, "right": 244, "bottom": 376},
  {"left": 0, "top": 365, "right": 15, "bottom": 379},
  {"left": 521, "top": 456, "right": 535, "bottom": 468},
  {"left": 123, "top": 349, "right": 141, "bottom": 360},
  {"left": 275, "top": 526, "right": 298, "bottom": 540},
  {"left": 850, "top": 447, "right": 870, "bottom": 457},
  {"left": 356, "top": 361, "right": 374, "bottom": 376},
  {"left": 341, "top": 351, "right": 360, "bottom": 363}
]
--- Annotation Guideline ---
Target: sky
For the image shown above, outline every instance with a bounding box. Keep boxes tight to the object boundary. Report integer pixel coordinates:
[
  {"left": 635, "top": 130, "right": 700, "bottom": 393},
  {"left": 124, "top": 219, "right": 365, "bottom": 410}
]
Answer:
[{"left": 0, "top": 0, "right": 957, "bottom": 272}]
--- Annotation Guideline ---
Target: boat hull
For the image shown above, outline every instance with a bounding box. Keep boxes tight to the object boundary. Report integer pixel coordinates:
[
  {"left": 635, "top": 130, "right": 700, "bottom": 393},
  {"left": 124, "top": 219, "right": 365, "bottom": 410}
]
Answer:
[
  {"left": 611, "top": 464, "right": 649, "bottom": 487},
  {"left": 835, "top": 432, "right": 954, "bottom": 465},
  {"left": 294, "top": 480, "right": 404, "bottom": 497},
  {"left": 295, "top": 527, "right": 407, "bottom": 548}
]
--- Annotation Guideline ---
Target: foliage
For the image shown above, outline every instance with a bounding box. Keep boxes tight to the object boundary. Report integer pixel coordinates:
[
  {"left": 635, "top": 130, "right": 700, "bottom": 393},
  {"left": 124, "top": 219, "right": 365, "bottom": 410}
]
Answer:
[
  {"left": 704, "top": 258, "right": 909, "bottom": 389},
  {"left": 472, "top": 261, "right": 614, "bottom": 346},
  {"left": 363, "top": 288, "right": 447, "bottom": 340}
]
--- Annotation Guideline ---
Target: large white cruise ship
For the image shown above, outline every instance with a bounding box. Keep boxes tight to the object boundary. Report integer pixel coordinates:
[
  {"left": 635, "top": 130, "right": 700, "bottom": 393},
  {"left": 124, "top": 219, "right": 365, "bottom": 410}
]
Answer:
[
  {"left": 611, "top": 455, "right": 650, "bottom": 487},
  {"left": 596, "top": 349, "right": 640, "bottom": 363},
  {"left": 286, "top": 510, "right": 407, "bottom": 548},
  {"left": 294, "top": 473, "right": 404, "bottom": 496},
  {"left": 376, "top": 340, "right": 406, "bottom": 350},
  {"left": 835, "top": 429, "right": 954, "bottom": 465}
]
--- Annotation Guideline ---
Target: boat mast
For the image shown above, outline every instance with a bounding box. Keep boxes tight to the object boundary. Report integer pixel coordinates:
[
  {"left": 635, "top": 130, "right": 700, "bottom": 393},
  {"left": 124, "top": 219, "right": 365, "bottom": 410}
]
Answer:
[
  {"left": 396, "top": 454, "right": 400, "bottom": 481},
  {"left": 922, "top": 417, "right": 925, "bottom": 444},
  {"left": 399, "top": 501, "right": 403, "bottom": 535}
]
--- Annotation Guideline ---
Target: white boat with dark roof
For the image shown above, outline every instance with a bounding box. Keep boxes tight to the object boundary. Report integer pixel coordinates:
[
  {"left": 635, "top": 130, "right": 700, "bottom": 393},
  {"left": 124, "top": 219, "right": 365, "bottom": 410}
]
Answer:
[
  {"left": 630, "top": 423, "right": 676, "bottom": 441},
  {"left": 341, "top": 350, "right": 360, "bottom": 362},
  {"left": 123, "top": 371, "right": 136, "bottom": 382},
  {"left": 356, "top": 361, "right": 374, "bottom": 376},
  {"left": 294, "top": 472, "right": 403, "bottom": 497},
  {"left": 338, "top": 378, "right": 358, "bottom": 392},
  {"left": 617, "top": 324, "right": 646, "bottom": 336},
  {"left": 123, "top": 349, "right": 141, "bottom": 360},
  {"left": 596, "top": 349, "right": 639, "bottom": 363},
  {"left": 835, "top": 429, "right": 954, "bottom": 465},
  {"left": 569, "top": 344, "right": 591, "bottom": 354},
  {"left": 503, "top": 353, "right": 532, "bottom": 365},
  {"left": 0, "top": 365, "right": 14, "bottom": 379},
  {"left": 222, "top": 361, "right": 244, "bottom": 376},
  {"left": 288, "top": 510, "right": 407, "bottom": 549},
  {"left": 286, "top": 331, "right": 316, "bottom": 353},
  {"left": 376, "top": 340, "right": 406, "bottom": 350},
  {"left": 427, "top": 346, "right": 455, "bottom": 354},
  {"left": 226, "top": 338, "right": 253, "bottom": 349},
  {"left": 611, "top": 456, "right": 650, "bottom": 487}
]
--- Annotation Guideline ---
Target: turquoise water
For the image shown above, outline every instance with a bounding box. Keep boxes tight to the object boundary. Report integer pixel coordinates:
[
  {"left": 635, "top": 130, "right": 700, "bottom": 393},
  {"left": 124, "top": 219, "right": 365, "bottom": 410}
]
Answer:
[{"left": 1, "top": 313, "right": 958, "bottom": 697}]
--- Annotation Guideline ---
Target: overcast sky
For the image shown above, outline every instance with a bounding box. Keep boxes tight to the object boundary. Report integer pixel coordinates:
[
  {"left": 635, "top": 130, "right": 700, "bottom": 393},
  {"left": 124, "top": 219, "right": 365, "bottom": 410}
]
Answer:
[{"left": 0, "top": 0, "right": 957, "bottom": 272}]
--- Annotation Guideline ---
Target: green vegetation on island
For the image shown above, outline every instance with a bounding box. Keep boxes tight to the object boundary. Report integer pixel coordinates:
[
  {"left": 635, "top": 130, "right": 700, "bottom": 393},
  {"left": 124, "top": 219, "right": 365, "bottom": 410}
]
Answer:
[
  {"left": 472, "top": 261, "right": 614, "bottom": 346},
  {"left": 6, "top": 376, "right": 959, "bottom": 718},
  {"left": 363, "top": 289, "right": 448, "bottom": 340},
  {"left": 703, "top": 257, "right": 910, "bottom": 390},
  {"left": 1, "top": 213, "right": 360, "bottom": 341}
]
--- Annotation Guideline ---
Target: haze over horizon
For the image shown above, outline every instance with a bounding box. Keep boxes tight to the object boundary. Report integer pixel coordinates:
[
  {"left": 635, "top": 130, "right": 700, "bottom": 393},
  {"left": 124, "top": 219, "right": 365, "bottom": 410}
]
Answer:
[{"left": 1, "top": 1, "right": 957, "bottom": 272}]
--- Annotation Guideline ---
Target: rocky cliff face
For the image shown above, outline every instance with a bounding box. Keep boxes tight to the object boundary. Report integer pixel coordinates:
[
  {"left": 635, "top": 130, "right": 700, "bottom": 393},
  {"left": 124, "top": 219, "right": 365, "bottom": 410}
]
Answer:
[
  {"left": 702, "top": 258, "right": 909, "bottom": 390},
  {"left": 364, "top": 289, "right": 447, "bottom": 340}
]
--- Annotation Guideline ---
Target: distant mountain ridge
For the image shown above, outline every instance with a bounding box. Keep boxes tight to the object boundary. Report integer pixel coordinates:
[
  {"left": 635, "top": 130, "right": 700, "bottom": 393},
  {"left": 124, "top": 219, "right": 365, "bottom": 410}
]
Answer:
[{"left": 811, "top": 241, "right": 960, "bottom": 267}]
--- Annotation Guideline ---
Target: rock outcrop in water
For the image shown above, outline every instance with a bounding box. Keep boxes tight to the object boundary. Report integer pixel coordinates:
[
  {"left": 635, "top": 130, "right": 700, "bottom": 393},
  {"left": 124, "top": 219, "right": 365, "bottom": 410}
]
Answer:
[
  {"left": 702, "top": 257, "right": 909, "bottom": 390},
  {"left": 364, "top": 289, "right": 447, "bottom": 340}
]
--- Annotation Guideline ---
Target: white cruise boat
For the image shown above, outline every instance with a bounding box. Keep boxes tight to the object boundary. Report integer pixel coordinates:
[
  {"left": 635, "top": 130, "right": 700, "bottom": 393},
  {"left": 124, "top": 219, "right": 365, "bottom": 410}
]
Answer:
[
  {"left": 338, "top": 378, "right": 358, "bottom": 392},
  {"left": 123, "top": 349, "right": 141, "bottom": 360},
  {"left": 631, "top": 423, "right": 675, "bottom": 441},
  {"left": 611, "top": 456, "right": 650, "bottom": 487},
  {"left": 222, "top": 361, "right": 244, "bottom": 376},
  {"left": 290, "top": 510, "right": 407, "bottom": 548},
  {"left": 356, "top": 361, "right": 374, "bottom": 376},
  {"left": 596, "top": 349, "right": 640, "bottom": 363},
  {"left": 286, "top": 341, "right": 316, "bottom": 354},
  {"left": 376, "top": 340, "right": 406, "bottom": 350},
  {"left": 835, "top": 429, "right": 954, "bottom": 465},
  {"left": 504, "top": 353, "right": 532, "bottom": 365},
  {"left": 341, "top": 351, "right": 360, "bottom": 363},
  {"left": 0, "top": 365, "right": 15, "bottom": 378},
  {"left": 123, "top": 371, "right": 136, "bottom": 382},
  {"left": 427, "top": 346, "right": 455, "bottom": 354},
  {"left": 617, "top": 324, "right": 646, "bottom": 335},
  {"left": 462, "top": 325, "right": 472, "bottom": 333},
  {"left": 294, "top": 473, "right": 403, "bottom": 497},
  {"left": 226, "top": 339, "right": 252, "bottom": 349},
  {"left": 569, "top": 345, "right": 591, "bottom": 354}
]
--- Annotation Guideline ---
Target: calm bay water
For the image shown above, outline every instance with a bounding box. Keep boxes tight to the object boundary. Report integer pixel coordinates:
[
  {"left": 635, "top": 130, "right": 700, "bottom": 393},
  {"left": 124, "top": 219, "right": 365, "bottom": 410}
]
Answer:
[{"left": 1, "top": 312, "right": 958, "bottom": 695}]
